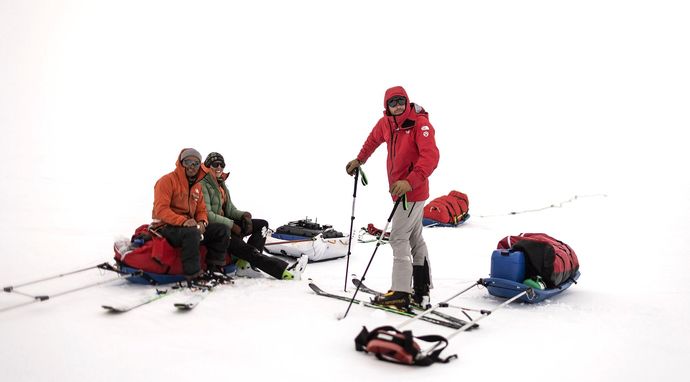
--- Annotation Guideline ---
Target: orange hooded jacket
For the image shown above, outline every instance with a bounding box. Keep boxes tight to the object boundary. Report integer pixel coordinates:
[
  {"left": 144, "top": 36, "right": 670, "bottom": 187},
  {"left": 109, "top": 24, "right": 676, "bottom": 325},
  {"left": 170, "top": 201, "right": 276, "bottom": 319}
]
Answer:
[{"left": 152, "top": 149, "right": 209, "bottom": 227}]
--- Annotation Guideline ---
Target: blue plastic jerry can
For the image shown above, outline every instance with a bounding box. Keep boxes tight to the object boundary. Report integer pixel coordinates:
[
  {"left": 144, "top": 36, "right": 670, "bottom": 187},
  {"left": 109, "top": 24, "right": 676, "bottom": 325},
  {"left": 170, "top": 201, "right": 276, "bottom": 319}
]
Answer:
[{"left": 490, "top": 249, "right": 526, "bottom": 282}]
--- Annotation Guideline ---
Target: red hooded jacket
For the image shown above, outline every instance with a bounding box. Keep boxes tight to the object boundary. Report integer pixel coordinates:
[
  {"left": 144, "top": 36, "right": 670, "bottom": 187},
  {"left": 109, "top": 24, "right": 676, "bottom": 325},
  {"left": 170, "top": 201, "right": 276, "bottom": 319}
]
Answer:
[
  {"left": 356, "top": 86, "right": 440, "bottom": 202},
  {"left": 152, "top": 149, "right": 209, "bottom": 227}
]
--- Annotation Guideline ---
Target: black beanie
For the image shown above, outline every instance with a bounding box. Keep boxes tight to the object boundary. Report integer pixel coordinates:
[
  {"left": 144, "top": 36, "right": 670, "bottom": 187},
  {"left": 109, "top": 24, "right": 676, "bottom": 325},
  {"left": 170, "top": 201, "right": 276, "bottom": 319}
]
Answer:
[{"left": 204, "top": 152, "right": 225, "bottom": 168}]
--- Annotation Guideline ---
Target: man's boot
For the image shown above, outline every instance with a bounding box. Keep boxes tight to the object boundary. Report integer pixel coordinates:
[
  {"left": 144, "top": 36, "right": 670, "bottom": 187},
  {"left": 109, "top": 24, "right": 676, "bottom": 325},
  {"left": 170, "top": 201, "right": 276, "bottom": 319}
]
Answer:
[
  {"left": 372, "top": 290, "right": 411, "bottom": 310},
  {"left": 412, "top": 263, "right": 431, "bottom": 309}
]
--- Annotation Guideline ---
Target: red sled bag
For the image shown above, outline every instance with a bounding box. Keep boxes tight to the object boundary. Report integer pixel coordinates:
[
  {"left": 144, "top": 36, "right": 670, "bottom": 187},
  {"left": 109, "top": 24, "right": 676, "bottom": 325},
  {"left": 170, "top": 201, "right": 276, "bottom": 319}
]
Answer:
[
  {"left": 497, "top": 233, "right": 579, "bottom": 288},
  {"left": 354, "top": 326, "right": 456, "bottom": 366},
  {"left": 423, "top": 190, "right": 469, "bottom": 226},
  {"left": 114, "top": 224, "right": 212, "bottom": 275},
  {"left": 365, "top": 223, "right": 390, "bottom": 240}
]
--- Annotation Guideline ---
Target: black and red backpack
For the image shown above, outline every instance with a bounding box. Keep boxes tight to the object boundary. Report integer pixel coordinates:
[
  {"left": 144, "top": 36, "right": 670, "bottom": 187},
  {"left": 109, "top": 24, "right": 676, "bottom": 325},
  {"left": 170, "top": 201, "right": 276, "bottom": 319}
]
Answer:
[
  {"left": 354, "top": 325, "right": 457, "bottom": 366},
  {"left": 497, "top": 233, "right": 579, "bottom": 288}
]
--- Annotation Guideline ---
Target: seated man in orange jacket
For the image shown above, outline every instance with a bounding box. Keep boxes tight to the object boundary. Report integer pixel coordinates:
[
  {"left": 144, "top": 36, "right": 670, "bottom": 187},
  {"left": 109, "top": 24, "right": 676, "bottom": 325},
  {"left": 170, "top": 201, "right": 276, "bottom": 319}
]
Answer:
[{"left": 151, "top": 148, "right": 230, "bottom": 280}]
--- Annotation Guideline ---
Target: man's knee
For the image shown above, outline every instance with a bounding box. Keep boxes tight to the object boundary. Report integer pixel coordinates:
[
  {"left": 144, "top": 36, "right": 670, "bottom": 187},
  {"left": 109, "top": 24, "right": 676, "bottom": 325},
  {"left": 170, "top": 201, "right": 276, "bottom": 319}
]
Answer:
[
  {"left": 253, "top": 219, "right": 268, "bottom": 228},
  {"left": 389, "top": 237, "right": 409, "bottom": 251},
  {"left": 206, "top": 222, "right": 230, "bottom": 238},
  {"left": 181, "top": 227, "right": 201, "bottom": 244}
]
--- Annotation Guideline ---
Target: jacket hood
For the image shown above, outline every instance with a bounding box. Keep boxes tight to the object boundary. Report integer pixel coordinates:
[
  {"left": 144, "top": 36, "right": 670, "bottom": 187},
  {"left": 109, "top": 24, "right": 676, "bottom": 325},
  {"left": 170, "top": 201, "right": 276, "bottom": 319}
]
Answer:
[
  {"left": 175, "top": 148, "right": 206, "bottom": 180},
  {"left": 383, "top": 86, "right": 418, "bottom": 128},
  {"left": 383, "top": 86, "right": 410, "bottom": 113}
]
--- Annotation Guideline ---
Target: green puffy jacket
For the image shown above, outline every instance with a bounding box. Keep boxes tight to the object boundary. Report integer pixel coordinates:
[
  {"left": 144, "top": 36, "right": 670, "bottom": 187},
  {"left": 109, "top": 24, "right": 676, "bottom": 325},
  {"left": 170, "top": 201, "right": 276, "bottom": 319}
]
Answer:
[{"left": 200, "top": 172, "right": 246, "bottom": 230}]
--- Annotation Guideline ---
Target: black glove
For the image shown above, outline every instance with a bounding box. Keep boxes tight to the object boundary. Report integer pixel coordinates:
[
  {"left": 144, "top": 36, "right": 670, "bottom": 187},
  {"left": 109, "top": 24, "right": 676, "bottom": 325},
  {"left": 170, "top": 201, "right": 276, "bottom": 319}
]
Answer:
[{"left": 243, "top": 217, "right": 253, "bottom": 236}]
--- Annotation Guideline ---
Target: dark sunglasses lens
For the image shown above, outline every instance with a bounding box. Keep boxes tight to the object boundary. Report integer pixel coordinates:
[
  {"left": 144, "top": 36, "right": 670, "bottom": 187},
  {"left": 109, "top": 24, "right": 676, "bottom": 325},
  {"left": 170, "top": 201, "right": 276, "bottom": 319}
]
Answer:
[
  {"left": 387, "top": 97, "right": 405, "bottom": 108},
  {"left": 212, "top": 162, "right": 224, "bottom": 168}
]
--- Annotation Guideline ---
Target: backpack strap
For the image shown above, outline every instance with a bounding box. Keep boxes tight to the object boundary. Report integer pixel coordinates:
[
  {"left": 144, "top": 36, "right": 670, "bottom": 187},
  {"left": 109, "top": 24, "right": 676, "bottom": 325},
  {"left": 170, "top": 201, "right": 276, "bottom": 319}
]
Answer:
[
  {"left": 426, "top": 198, "right": 455, "bottom": 224},
  {"left": 413, "top": 334, "right": 458, "bottom": 365},
  {"left": 354, "top": 326, "right": 371, "bottom": 352},
  {"left": 438, "top": 198, "right": 458, "bottom": 223},
  {"left": 448, "top": 191, "right": 469, "bottom": 214}
]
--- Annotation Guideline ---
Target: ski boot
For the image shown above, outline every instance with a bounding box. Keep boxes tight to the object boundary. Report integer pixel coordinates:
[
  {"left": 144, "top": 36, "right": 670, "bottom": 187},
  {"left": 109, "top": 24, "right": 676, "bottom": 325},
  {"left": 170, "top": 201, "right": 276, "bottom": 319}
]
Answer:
[
  {"left": 371, "top": 290, "right": 411, "bottom": 311},
  {"left": 235, "top": 259, "right": 264, "bottom": 278},
  {"left": 282, "top": 254, "right": 309, "bottom": 280}
]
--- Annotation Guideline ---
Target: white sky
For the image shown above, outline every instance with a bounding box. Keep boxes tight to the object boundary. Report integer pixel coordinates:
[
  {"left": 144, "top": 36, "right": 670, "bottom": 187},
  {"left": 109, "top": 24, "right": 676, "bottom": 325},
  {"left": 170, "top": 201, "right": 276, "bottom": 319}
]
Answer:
[{"left": 1, "top": 1, "right": 689, "bottom": 381}]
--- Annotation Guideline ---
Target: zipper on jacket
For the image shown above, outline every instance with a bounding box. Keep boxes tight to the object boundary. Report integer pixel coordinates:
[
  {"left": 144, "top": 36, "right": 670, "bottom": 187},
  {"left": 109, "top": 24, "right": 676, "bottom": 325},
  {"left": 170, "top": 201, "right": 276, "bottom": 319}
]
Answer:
[
  {"left": 188, "top": 182, "right": 195, "bottom": 219},
  {"left": 390, "top": 117, "right": 400, "bottom": 161},
  {"left": 388, "top": 117, "right": 408, "bottom": 185},
  {"left": 388, "top": 124, "right": 395, "bottom": 172}
]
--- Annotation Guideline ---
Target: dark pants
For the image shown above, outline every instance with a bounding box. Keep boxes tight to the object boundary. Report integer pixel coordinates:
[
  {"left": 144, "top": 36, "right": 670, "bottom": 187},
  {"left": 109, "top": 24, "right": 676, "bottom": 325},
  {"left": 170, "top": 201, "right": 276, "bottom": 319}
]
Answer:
[
  {"left": 229, "top": 228, "right": 288, "bottom": 280},
  {"left": 158, "top": 223, "right": 230, "bottom": 276}
]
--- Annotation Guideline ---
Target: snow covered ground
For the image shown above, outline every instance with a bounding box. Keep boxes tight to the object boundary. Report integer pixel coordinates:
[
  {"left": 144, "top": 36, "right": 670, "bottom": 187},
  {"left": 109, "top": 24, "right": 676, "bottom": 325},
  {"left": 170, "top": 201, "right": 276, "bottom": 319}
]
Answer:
[{"left": 1, "top": 1, "right": 689, "bottom": 381}]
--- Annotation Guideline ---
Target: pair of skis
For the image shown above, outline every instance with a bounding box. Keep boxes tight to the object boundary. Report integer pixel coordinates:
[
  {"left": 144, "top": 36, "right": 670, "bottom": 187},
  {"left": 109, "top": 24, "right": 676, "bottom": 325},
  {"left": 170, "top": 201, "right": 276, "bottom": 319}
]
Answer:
[
  {"left": 309, "top": 279, "right": 479, "bottom": 330},
  {"left": 102, "top": 275, "right": 232, "bottom": 312},
  {"left": 101, "top": 287, "right": 180, "bottom": 312},
  {"left": 351, "top": 279, "right": 480, "bottom": 328}
]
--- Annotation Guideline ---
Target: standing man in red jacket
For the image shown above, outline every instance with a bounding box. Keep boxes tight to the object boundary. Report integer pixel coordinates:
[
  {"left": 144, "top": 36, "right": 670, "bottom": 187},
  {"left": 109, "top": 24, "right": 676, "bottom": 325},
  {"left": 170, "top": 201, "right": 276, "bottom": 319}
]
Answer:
[{"left": 346, "top": 86, "right": 440, "bottom": 309}]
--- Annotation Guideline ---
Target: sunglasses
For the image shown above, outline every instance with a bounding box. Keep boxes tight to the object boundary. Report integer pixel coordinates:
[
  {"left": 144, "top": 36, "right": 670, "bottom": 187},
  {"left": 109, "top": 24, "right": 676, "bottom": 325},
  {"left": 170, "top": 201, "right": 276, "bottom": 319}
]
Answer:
[
  {"left": 387, "top": 97, "right": 406, "bottom": 108},
  {"left": 182, "top": 159, "right": 200, "bottom": 167},
  {"left": 210, "top": 161, "right": 225, "bottom": 169}
]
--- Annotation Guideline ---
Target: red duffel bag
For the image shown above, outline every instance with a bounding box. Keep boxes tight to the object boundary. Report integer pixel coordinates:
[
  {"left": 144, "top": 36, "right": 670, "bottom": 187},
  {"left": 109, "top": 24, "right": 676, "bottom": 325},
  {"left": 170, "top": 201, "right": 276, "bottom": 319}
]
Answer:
[{"left": 497, "top": 233, "right": 579, "bottom": 288}]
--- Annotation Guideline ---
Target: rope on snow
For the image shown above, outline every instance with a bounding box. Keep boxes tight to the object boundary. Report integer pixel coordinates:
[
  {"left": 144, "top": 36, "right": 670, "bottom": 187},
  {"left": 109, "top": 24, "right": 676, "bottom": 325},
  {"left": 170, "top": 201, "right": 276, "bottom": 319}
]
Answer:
[{"left": 476, "top": 193, "right": 608, "bottom": 218}]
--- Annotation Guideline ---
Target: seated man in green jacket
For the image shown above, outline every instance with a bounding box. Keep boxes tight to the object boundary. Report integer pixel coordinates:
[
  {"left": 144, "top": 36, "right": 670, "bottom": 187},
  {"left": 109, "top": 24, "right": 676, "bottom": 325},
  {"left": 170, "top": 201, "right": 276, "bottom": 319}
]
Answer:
[{"left": 200, "top": 152, "right": 307, "bottom": 280}]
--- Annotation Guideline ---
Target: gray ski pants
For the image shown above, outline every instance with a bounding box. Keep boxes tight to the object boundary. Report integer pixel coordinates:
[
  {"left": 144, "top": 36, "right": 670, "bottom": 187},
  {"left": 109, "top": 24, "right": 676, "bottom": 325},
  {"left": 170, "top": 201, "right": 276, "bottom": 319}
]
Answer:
[{"left": 389, "top": 200, "right": 431, "bottom": 293}]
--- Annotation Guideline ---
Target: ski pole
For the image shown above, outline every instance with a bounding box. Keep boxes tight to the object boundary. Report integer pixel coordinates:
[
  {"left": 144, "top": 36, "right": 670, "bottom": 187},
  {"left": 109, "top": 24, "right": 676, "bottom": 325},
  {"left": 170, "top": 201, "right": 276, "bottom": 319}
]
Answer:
[
  {"left": 2, "top": 262, "right": 112, "bottom": 292},
  {"left": 343, "top": 168, "right": 360, "bottom": 292},
  {"left": 339, "top": 196, "right": 403, "bottom": 320},
  {"left": 0, "top": 268, "right": 144, "bottom": 314},
  {"left": 447, "top": 288, "right": 531, "bottom": 340},
  {"left": 396, "top": 280, "right": 480, "bottom": 329},
  {"left": 418, "top": 287, "right": 533, "bottom": 359}
]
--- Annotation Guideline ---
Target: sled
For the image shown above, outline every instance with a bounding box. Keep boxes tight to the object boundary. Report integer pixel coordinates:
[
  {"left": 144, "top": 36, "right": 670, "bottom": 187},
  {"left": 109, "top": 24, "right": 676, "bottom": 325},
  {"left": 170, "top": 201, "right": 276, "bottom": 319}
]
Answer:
[
  {"left": 265, "top": 232, "right": 349, "bottom": 262},
  {"left": 422, "top": 213, "right": 470, "bottom": 227},
  {"left": 264, "top": 219, "right": 349, "bottom": 262},
  {"left": 481, "top": 271, "right": 580, "bottom": 303},
  {"left": 114, "top": 224, "right": 236, "bottom": 285},
  {"left": 482, "top": 248, "right": 580, "bottom": 303},
  {"left": 117, "top": 263, "right": 237, "bottom": 285}
]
